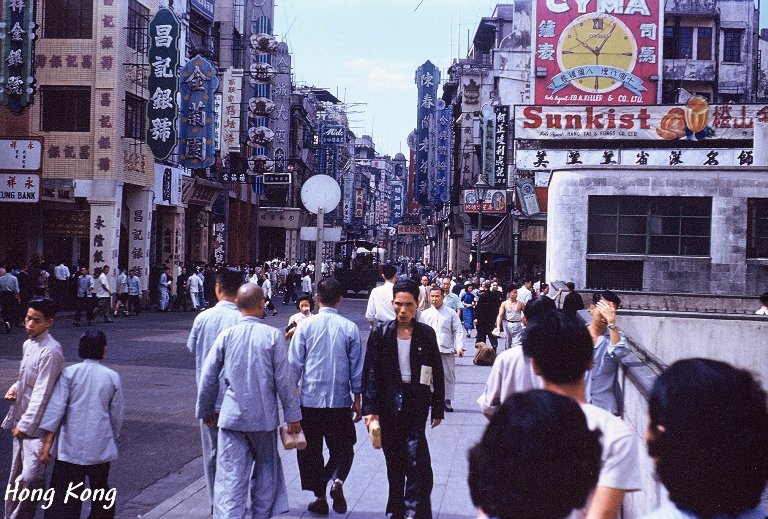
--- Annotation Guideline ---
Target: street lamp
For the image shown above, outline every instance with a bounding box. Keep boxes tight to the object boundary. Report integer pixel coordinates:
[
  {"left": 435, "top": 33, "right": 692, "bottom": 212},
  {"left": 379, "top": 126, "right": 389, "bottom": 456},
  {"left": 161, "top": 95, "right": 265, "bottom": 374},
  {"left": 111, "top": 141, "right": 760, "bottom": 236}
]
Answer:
[{"left": 474, "top": 175, "right": 490, "bottom": 273}]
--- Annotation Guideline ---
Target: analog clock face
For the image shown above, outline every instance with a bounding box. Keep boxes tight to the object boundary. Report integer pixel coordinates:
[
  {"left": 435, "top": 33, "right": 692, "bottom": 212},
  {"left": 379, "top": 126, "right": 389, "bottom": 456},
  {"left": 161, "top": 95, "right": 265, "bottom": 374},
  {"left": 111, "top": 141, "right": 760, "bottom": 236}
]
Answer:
[{"left": 557, "top": 13, "right": 637, "bottom": 94}]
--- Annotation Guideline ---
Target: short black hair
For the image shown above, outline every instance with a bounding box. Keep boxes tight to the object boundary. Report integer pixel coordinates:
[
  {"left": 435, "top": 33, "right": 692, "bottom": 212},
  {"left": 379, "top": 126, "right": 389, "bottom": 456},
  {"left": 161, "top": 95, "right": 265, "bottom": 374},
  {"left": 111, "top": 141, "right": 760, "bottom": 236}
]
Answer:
[
  {"left": 78, "top": 329, "right": 107, "bottom": 360},
  {"left": 592, "top": 290, "right": 621, "bottom": 308},
  {"left": 216, "top": 268, "right": 244, "bottom": 297},
  {"left": 28, "top": 296, "right": 57, "bottom": 319},
  {"left": 381, "top": 264, "right": 397, "bottom": 279},
  {"left": 429, "top": 285, "right": 443, "bottom": 294},
  {"left": 523, "top": 310, "right": 593, "bottom": 384},
  {"left": 648, "top": 358, "right": 768, "bottom": 518},
  {"left": 316, "top": 278, "right": 343, "bottom": 306},
  {"left": 505, "top": 283, "right": 521, "bottom": 294},
  {"left": 296, "top": 294, "right": 315, "bottom": 311},
  {"left": 392, "top": 280, "right": 419, "bottom": 302},
  {"left": 468, "top": 390, "right": 602, "bottom": 519},
  {"left": 522, "top": 295, "right": 556, "bottom": 323},
  {"left": 566, "top": 282, "right": 576, "bottom": 291}
]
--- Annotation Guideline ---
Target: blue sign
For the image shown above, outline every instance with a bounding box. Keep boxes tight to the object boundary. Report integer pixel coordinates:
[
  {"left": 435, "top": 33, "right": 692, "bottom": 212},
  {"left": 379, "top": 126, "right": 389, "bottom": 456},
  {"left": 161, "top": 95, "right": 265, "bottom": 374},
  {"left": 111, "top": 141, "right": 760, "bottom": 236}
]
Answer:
[
  {"left": 0, "top": 0, "right": 37, "bottom": 114},
  {"left": 190, "top": 0, "right": 214, "bottom": 22},
  {"left": 391, "top": 182, "right": 404, "bottom": 224},
  {"left": 415, "top": 61, "right": 440, "bottom": 206},
  {"left": 178, "top": 55, "right": 219, "bottom": 169},
  {"left": 430, "top": 107, "right": 451, "bottom": 207},
  {"left": 146, "top": 7, "right": 180, "bottom": 160},
  {"left": 548, "top": 66, "right": 647, "bottom": 96}
]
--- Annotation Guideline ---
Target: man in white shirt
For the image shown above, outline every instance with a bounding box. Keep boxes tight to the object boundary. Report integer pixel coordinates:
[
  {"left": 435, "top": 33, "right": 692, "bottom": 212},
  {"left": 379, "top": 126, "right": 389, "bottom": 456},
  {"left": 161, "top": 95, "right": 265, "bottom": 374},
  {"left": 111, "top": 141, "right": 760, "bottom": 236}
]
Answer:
[
  {"left": 524, "top": 309, "right": 642, "bottom": 519},
  {"left": 441, "top": 277, "right": 461, "bottom": 313},
  {"left": 516, "top": 278, "right": 533, "bottom": 305},
  {"left": 301, "top": 273, "right": 312, "bottom": 296},
  {"left": 94, "top": 266, "right": 114, "bottom": 323},
  {"left": 365, "top": 264, "right": 397, "bottom": 328},
  {"left": 52, "top": 261, "right": 71, "bottom": 309},
  {"left": 419, "top": 286, "right": 464, "bottom": 412},
  {"left": 187, "top": 270, "right": 203, "bottom": 310},
  {"left": 417, "top": 275, "right": 431, "bottom": 311}
]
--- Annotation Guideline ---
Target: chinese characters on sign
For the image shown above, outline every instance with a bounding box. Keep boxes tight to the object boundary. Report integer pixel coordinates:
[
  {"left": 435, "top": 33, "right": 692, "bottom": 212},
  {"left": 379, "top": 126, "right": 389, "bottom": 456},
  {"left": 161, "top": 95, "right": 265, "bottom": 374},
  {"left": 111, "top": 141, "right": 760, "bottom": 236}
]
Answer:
[
  {"left": 178, "top": 55, "right": 219, "bottom": 169},
  {"left": 430, "top": 106, "right": 451, "bottom": 206},
  {"left": 481, "top": 104, "right": 496, "bottom": 185},
  {"left": 0, "top": 0, "right": 37, "bottom": 113},
  {"left": 415, "top": 61, "right": 440, "bottom": 206},
  {"left": 146, "top": 8, "right": 180, "bottom": 160},
  {"left": 532, "top": 0, "right": 662, "bottom": 105},
  {"left": 247, "top": 16, "right": 278, "bottom": 190},
  {"left": 220, "top": 67, "right": 243, "bottom": 155},
  {"left": 462, "top": 190, "right": 507, "bottom": 214},
  {"left": 0, "top": 139, "right": 41, "bottom": 170},
  {"left": 493, "top": 106, "right": 509, "bottom": 187}
]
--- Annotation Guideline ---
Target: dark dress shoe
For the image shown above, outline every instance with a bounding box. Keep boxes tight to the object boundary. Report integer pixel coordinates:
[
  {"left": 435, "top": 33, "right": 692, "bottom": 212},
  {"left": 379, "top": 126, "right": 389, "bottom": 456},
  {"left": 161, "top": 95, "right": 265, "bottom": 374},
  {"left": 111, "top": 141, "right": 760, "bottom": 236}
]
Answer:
[
  {"left": 307, "top": 498, "right": 329, "bottom": 515},
  {"left": 330, "top": 481, "right": 347, "bottom": 514},
  {"left": 444, "top": 400, "right": 454, "bottom": 412}
]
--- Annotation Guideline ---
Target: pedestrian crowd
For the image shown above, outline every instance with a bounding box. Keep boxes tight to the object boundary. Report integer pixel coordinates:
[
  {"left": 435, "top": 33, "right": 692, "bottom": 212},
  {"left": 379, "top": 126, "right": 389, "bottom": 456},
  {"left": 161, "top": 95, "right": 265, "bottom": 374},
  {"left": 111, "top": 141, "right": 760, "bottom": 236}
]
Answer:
[{"left": 2, "top": 262, "right": 766, "bottom": 519}]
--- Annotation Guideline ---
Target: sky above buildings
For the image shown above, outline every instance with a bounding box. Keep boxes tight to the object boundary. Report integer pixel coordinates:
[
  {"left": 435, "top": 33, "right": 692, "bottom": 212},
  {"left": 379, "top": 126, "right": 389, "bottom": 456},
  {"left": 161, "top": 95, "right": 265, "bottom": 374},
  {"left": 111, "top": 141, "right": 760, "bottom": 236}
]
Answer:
[
  {"left": 276, "top": 1, "right": 768, "bottom": 158},
  {"left": 276, "top": 0, "right": 498, "bottom": 156}
]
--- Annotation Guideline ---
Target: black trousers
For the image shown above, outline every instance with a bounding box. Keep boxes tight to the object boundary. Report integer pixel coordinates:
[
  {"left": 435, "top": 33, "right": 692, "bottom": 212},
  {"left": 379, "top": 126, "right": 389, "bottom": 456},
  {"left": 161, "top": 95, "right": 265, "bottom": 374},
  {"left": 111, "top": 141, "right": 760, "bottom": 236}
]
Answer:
[
  {"left": 44, "top": 460, "right": 115, "bottom": 519},
  {"left": 380, "top": 385, "right": 434, "bottom": 519},
  {"left": 296, "top": 406, "right": 356, "bottom": 496},
  {"left": 0, "top": 291, "right": 17, "bottom": 325},
  {"left": 73, "top": 296, "right": 94, "bottom": 324},
  {"left": 475, "top": 322, "right": 498, "bottom": 351}
]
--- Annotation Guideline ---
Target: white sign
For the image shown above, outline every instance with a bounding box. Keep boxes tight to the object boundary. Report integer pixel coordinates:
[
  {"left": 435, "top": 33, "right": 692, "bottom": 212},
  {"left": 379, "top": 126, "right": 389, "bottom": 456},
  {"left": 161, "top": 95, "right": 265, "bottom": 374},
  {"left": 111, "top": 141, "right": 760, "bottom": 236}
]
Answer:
[
  {"left": 300, "top": 226, "right": 343, "bottom": 242},
  {"left": 0, "top": 173, "right": 40, "bottom": 202},
  {"left": 0, "top": 139, "right": 42, "bottom": 170},
  {"left": 516, "top": 148, "right": 754, "bottom": 170},
  {"left": 221, "top": 68, "right": 243, "bottom": 154}
]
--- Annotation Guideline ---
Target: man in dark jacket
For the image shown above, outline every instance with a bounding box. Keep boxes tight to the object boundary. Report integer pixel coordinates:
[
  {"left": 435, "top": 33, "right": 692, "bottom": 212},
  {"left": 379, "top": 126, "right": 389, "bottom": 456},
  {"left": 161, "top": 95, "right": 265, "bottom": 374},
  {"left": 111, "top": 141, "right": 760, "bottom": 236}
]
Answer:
[
  {"left": 474, "top": 281, "right": 502, "bottom": 351},
  {"left": 363, "top": 280, "right": 444, "bottom": 519},
  {"left": 562, "top": 282, "right": 585, "bottom": 315}
]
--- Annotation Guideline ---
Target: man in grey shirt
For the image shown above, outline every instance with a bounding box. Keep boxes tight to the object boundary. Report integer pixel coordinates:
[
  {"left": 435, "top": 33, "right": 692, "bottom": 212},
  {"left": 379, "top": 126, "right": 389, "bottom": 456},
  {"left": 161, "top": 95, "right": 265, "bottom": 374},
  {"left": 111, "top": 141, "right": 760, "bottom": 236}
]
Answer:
[
  {"left": 197, "top": 283, "right": 302, "bottom": 519},
  {"left": 186, "top": 268, "right": 243, "bottom": 511},
  {"left": 289, "top": 278, "right": 364, "bottom": 514}
]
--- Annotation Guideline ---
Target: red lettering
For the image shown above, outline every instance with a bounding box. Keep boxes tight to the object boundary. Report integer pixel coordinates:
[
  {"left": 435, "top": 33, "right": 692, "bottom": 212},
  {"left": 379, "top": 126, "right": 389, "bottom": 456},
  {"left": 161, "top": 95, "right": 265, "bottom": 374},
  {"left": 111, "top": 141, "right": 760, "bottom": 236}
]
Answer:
[
  {"left": 637, "top": 108, "right": 651, "bottom": 129},
  {"left": 585, "top": 107, "right": 603, "bottom": 129},
  {"left": 522, "top": 106, "right": 542, "bottom": 128},
  {"left": 619, "top": 114, "right": 634, "bottom": 129}
]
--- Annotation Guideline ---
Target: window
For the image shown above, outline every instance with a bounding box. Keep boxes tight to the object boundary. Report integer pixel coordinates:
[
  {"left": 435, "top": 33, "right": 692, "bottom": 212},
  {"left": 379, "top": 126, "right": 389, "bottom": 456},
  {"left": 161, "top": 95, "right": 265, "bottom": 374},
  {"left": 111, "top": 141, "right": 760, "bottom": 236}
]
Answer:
[
  {"left": 125, "top": 93, "right": 147, "bottom": 140},
  {"left": 587, "top": 260, "right": 644, "bottom": 291},
  {"left": 588, "top": 196, "right": 711, "bottom": 256},
  {"left": 41, "top": 87, "right": 90, "bottom": 132},
  {"left": 747, "top": 199, "right": 768, "bottom": 258},
  {"left": 127, "top": 0, "right": 149, "bottom": 52},
  {"left": 663, "top": 26, "right": 693, "bottom": 59},
  {"left": 43, "top": 0, "right": 92, "bottom": 39},
  {"left": 723, "top": 29, "right": 743, "bottom": 63},
  {"left": 697, "top": 27, "right": 713, "bottom": 60}
]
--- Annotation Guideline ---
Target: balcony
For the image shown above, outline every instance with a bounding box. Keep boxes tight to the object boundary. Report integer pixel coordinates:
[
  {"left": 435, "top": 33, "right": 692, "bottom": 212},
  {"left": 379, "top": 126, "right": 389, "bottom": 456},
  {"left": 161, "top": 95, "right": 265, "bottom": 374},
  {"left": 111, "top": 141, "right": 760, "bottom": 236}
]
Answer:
[{"left": 663, "top": 60, "right": 715, "bottom": 81}]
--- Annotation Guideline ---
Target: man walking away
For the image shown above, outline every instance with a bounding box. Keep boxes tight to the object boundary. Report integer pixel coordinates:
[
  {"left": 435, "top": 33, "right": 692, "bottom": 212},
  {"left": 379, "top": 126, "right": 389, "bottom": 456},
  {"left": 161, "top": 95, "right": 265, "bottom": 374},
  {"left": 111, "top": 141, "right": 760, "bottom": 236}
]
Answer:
[
  {"left": 419, "top": 286, "right": 464, "bottom": 413},
  {"left": 474, "top": 281, "right": 501, "bottom": 351},
  {"left": 364, "top": 264, "right": 397, "bottom": 329},
  {"left": 524, "top": 310, "right": 642, "bottom": 519},
  {"left": 73, "top": 266, "right": 94, "bottom": 326},
  {"left": 3, "top": 297, "right": 64, "bottom": 519},
  {"left": 188, "top": 269, "right": 203, "bottom": 310},
  {"left": 197, "top": 283, "right": 302, "bottom": 519},
  {"left": 94, "top": 266, "right": 114, "bottom": 323},
  {"left": 186, "top": 268, "right": 243, "bottom": 512},
  {"left": 126, "top": 269, "right": 142, "bottom": 315},
  {"left": 289, "top": 278, "right": 364, "bottom": 514},
  {"left": 562, "top": 282, "right": 585, "bottom": 315}
]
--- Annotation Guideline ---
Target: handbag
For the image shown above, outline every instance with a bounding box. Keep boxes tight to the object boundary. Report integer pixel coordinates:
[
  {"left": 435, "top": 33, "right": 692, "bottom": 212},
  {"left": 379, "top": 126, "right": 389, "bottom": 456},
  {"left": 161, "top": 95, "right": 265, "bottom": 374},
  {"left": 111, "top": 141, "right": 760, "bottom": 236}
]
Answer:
[
  {"left": 279, "top": 425, "right": 307, "bottom": 450},
  {"left": 473, "top": 342, "right": 496, "bottom": 366}
]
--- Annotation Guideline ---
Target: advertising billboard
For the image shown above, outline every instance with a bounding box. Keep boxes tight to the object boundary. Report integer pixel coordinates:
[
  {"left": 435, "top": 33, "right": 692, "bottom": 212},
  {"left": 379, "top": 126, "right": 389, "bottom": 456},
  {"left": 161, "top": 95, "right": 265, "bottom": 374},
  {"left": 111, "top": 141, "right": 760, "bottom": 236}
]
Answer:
[{"left": 532, "top": 0, "right": 662, "bottom": 105}]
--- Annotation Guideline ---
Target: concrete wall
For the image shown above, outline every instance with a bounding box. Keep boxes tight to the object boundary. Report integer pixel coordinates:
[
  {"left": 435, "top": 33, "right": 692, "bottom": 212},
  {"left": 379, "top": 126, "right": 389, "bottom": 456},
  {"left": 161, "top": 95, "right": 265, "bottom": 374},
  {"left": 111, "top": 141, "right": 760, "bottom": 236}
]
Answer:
[{"left": 546, "top": 167, "right": 768, "bottom": 296}]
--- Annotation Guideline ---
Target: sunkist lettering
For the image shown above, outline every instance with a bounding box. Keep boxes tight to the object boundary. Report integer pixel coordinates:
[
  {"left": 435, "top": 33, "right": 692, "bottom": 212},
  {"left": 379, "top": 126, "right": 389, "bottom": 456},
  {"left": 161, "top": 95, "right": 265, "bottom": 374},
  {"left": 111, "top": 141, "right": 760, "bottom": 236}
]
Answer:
[
  {"left": 545, "top": 0, "right": 652, "bottom": 15},
  {"left": 522, "top": 106, "right": 652, "bottom": 130}
]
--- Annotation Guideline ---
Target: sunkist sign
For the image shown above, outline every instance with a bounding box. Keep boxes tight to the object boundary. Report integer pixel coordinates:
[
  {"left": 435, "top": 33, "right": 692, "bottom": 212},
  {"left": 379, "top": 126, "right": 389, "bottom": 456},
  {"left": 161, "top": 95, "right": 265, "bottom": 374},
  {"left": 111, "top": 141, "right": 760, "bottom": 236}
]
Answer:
[{"left": 532, "top": 0, "right": 662, "bottom": 105}]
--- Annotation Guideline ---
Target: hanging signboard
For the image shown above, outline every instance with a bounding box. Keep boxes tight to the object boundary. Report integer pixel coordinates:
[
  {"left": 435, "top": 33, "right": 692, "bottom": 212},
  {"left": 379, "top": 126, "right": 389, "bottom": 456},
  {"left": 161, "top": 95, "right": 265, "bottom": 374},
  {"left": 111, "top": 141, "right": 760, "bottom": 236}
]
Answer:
[
  {"left": 391, "top": 181, "right": 405, "bottom": 225},
  {"left": 247, "top": 15, "right": 276, "bottom": 192},
  {"left": 414, "top": 61, "right": 440, "bottom": 206},
  {"left": 516, "top": 147, "right": 754, "bottom": 170},
  {"left": 0, "top": 139, "right": 42, "bottom": 170},
  {"left": 481, "top": 104, "right": 496, "bottom": 185},
  {"left": 220, "top": 68, "right": 243, "bottom": 154},
  {"left": 190, "top": 0, "right": 214, "bottom": 22},
  {"left": 514, "top": 102, "right": 767, "bottom": 141},
  {"left": 0, "top": 0, "right": 36, "bottom": 114},
  {"left": 531, "top": 0, "right": 662, "bottom": 105},
  {"left": 430, "top": 106, "right": 451, "bottom": 207},
  {"left": 0, "top": 173, "right": 39, "bottom": 203},
  {"left": 516, "top": 178, "right": 540, "bottom": 216},
  {"left": 462, "top": 189, "right": 507, "bottom": 214},
  {"left": 146, "top": 7, "right": 180, "bottom": 160},
  {"left": 178, "top": 55, "right": 219, "bottom": 169},
  {"left": 494, "top": 106, "right": 509, "bottom": 187}
]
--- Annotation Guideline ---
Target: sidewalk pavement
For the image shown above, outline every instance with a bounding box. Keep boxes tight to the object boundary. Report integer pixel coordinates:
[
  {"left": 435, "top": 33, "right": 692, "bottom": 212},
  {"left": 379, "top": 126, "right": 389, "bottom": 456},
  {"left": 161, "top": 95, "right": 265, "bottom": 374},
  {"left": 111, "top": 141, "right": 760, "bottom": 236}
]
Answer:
[{"left": 138, "top": 342, "right": 491, "bottom": 519}]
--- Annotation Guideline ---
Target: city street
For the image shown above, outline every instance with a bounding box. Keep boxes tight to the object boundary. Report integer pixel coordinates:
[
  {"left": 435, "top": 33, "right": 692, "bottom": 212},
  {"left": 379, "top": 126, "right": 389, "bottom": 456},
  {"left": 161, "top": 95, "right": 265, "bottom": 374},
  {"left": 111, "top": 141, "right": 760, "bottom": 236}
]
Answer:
[{"left": 0, "top": 295, "right": 489, "bottom": 518}]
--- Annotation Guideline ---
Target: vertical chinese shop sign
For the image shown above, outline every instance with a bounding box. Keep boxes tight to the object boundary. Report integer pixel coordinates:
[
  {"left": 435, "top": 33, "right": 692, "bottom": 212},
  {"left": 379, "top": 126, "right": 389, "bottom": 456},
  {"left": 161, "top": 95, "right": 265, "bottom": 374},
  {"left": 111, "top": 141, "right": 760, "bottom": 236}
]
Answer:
[
  {"left": 0, "top": 0, "right": 36, "bottom": 113},
  {"left": 532, "top": 0, "right": 662, "bottom": 105},
  {"left": 146, "top": 8, "right": 180, "bottom": 160},
  {"left": 415, "top": 61, "right": 439, "bottom": 206},
  {"left": 493, "top": 106, "right": 509, "bottom": 187},
  {"left": 178, "top": 55, "right": 219, "bottom": 169}
]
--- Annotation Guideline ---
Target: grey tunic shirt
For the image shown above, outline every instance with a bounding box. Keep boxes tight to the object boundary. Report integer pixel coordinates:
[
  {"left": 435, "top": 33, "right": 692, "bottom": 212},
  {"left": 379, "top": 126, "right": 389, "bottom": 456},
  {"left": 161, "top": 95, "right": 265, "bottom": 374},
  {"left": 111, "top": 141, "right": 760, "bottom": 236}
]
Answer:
[
  {"left": 196, "top": 316, "right": 302, "bottom": 431},
  {"left": 2, "top": 332, "right": 64, "bottom": 437},
  {"left": 39, "top": 360, "right": 124, "bottom": 465},
  {"left": 587, "top": 330, "right": 630, "bottom": 415}
]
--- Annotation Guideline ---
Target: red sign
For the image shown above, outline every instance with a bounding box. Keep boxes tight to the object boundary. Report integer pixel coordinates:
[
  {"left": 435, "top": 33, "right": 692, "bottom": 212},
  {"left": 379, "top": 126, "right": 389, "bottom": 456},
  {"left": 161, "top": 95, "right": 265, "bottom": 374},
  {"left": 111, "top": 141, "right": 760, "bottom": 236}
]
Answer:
[{"left": 532, "top": 0, "right": 662, "bottom": 105}]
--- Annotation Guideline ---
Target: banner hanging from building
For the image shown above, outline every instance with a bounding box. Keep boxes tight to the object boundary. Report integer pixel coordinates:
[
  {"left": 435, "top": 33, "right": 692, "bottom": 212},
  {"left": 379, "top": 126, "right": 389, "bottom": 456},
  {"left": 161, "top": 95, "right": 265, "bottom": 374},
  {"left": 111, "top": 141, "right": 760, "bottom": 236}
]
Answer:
[
  {"left": 391, "top": 181, "right": 405, "bottom": 225},
  {"left": 248, "top": 15, "right": 277, "bottom": 192},
  {"left": 415, "top": 61, "right": 440, "bottom": 206},
  {"left": 481, "top": 104, "right": 496, "bottom": 185},
  {"left": 220, "top": 68, "right": 243, "bottom": 155},
  {"left": 515, "top": 102, "right": 768, "bottom": 140},
  {"left": 462, "top": 189, "right": 507, "bottom": 214},
  {"left": 531, "top": 0, "right": 662, "bottom": 105},
  {"left": 146, "top": 7, "right": 180, "bottom": 160},
  {"left": 319, "top": 125, "right": 344, "bottom": 178},
  {"left": 0, "top": 0, "right": 36, "bottom": 114},
  {"left": 494, "top": 106, "right": 509, "bottom": 187},
  {"left": 430, "top": 106, "right": 451, "bottom": 207},
  {"left": 271, "top": 42, "right": 291, "bottom": 175},
  {"left": 178, "top": 55, "right": 219, "bottom": 169}
]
